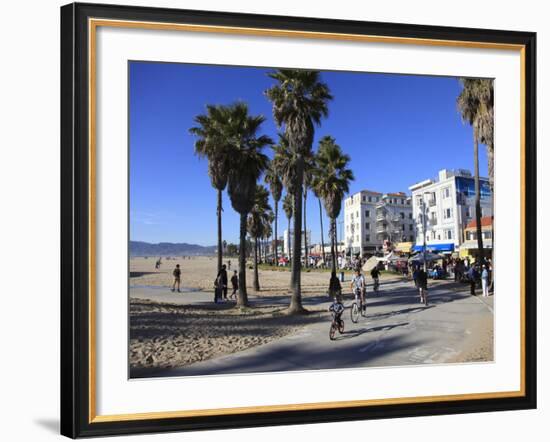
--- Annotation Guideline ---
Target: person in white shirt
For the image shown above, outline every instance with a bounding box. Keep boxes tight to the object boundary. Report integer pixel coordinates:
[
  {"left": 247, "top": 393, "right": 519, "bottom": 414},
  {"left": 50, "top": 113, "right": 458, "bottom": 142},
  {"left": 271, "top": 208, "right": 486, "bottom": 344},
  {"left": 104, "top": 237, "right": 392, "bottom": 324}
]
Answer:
[
  {"left": 481, "top": 264, "right": 490, "bottom": 297},
  {"left": 350, "top": 269, "right": 366, "bottom": 311}
]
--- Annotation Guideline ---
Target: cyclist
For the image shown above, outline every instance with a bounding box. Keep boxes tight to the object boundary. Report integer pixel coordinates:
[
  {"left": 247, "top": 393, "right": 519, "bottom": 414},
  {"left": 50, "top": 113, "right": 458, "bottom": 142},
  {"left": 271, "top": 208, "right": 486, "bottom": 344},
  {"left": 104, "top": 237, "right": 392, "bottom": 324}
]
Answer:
[
  {"left": 328, "top": 297, "right": 345, "bottom": 320},
  {"left": 370, "top": 265, "right": 381, "bottom": 293},
  {"left": 350, "top": 268, "right": 366, "bottom": 312}
]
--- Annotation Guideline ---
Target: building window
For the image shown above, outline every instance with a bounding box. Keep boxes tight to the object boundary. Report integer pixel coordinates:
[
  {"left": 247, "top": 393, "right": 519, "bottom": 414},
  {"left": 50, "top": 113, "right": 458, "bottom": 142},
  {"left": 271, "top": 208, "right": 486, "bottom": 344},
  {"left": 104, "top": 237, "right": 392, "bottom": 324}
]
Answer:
[
  {"left": 362, "top": 196, "right": 365, "bottom": 202},
  {"left": 365, "top": 222, "right": 370, "bottom": 230},
  {"left": 410, "top": 235, "right": 414, "bottom": 242},
  {"left": 444, "top": 208, "right": 452, "bottom": 219},
  {"left": 466, "top": 206, "right": 472, "bottom": 218},
  {"left": 483, "top": 231, "right": 492, "bottom": 239},
  {"left": 356, "top": 211, "right": 359, "bottom": 218},
  {"left": 356, "top": 235, "right": 360, "bottom": 242},
  {"left": 409, "top": 224, "right": 413, "bottom": 231},
  {"left": 408, "top": 213, "right": 412, "bottom": 219},
  {"left": 446, "top": 230, "right": 453, "bottom": 240},
  {"left": 444, "top": 187, "right": 451, "bottom": 198},
  {"left": 365, "top": 210, "right": 370, "bottom": 217},
  {"left": 366, "top": 235, "right": 370, "bottom": 242},
  {"left": 368, "top": 196, "right": 372, "bottom": 202},
  {"left": 401, "top": 199, "right": 404, "bottom": 204},
  {"left": 432, "top": 231, "right": 437, "bottom": 240},
  {"left": 400, "top": 212, "right": 405, "bottom": 219}
]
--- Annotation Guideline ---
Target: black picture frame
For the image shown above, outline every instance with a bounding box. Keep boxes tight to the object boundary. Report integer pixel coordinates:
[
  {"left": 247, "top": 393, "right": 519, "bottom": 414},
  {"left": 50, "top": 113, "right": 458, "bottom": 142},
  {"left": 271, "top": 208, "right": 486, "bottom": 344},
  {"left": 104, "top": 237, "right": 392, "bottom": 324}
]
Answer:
[{"left": 61, "top": 2, "right": 537, "bottom": 438}]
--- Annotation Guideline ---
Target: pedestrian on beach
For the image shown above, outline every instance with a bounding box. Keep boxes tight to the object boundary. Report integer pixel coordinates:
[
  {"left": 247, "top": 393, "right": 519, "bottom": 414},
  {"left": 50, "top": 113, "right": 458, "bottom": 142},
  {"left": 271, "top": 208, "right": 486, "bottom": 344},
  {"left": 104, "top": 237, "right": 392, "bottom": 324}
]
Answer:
[
  {"left": 227, "top": 260, "right": 231, "bottom": 271},
  {"left": 215, "top": 264, "right": 228, "bottom": 302},
  {"left": 171, "top": 264, "right": 181, "bottom": 292},
  {"left": 230, "top": 270, "right": 238, "bottom": 299},
  {"left": 481, "top": 264, "right": 490, "bottom": 297}
]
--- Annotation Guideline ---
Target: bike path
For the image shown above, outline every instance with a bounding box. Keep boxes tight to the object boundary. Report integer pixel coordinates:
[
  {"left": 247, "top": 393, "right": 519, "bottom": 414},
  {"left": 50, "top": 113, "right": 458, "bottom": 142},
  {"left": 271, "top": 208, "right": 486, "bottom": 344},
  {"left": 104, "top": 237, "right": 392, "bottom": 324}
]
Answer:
[{"left": 134, "top": 280, "right": 494, "bottom": 378}]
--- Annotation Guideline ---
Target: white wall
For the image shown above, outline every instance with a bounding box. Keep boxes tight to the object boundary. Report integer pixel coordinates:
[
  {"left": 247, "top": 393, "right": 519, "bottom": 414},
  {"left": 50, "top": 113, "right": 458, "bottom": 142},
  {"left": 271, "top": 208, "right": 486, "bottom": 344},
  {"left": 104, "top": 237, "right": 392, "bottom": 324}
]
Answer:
[{"left": 0, "top": 0, "right": 546, "bottom": 441}]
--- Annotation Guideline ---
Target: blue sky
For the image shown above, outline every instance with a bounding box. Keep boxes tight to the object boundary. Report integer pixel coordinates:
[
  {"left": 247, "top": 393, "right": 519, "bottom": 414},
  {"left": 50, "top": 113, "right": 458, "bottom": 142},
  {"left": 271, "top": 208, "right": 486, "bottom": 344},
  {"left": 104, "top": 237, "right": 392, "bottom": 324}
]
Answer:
[{"left": 129, "top": 61, "right": 489, "bottom": 246}]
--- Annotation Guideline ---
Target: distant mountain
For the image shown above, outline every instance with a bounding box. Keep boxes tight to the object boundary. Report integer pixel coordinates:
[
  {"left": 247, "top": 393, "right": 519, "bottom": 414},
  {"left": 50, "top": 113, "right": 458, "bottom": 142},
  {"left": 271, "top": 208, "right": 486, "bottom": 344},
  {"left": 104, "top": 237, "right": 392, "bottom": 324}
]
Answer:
[{"left": 130, "top": 241, "right": 217, "bottom": 257}]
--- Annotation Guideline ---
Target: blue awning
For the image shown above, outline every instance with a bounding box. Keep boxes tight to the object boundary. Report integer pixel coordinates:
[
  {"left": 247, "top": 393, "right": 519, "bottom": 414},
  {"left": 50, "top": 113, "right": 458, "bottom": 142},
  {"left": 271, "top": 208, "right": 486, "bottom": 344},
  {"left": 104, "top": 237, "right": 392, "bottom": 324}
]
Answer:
[{"left": 412, "top": 243, "right": 455, "bottom": 252}]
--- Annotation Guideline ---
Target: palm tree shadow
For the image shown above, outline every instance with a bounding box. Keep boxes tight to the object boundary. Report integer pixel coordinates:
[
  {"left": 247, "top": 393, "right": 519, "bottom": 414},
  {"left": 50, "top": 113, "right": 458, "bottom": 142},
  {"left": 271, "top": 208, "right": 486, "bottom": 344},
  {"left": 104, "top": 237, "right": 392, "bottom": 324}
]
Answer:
[
  {"left": 367, "top": 305, "right": 434, "bottom": 320},
  {"left": 335, "top": 322, "right": 409, "bottom": 340}
]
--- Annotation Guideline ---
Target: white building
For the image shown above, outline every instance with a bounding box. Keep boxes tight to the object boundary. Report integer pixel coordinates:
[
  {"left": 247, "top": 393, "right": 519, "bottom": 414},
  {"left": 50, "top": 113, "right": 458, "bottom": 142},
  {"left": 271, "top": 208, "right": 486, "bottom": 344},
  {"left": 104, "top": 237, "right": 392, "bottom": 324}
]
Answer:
[
  {"left": 409, "top": 169, "right": 493, "bottom": 254},
  {"left": 283, "top": 229, "right": 311, "bottom": 256},
  {"left": 344, "top": 190, "right": 413, "bottom": 257}
]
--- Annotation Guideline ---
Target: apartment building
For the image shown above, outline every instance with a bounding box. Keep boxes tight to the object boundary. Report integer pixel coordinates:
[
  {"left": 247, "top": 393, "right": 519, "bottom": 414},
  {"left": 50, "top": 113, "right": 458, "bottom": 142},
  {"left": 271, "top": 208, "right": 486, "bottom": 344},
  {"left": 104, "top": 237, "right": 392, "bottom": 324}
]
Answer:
[{"left": 409, "top": 169, "right": 492, "bottom": 253}]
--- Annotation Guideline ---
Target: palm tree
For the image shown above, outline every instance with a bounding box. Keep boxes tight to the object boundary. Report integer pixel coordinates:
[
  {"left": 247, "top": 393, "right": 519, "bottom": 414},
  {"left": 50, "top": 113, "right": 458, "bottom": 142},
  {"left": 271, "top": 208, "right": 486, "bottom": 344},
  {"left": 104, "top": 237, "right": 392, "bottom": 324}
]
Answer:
[
  {"left": 223, "top": 103, "right": 272, "bottom": 307},
  {"left": 282, "top": 192, "right": 294, "bottom": 263},
  {"left": 457, "top": 78, "right": 494, "bottom": 261},
  {"left": 247, "top": 185, "right": 273, "bottom": 291},
  {"left": 262, "top": 213, "right": 274, "bottom": 265},
  {"left": 265, "top": 69, "right": 333, "bottom": 314},
  {"left": 190, "top": 105, "right": 233, "bottom": 274},
  {"left": 302, "top": 152, "right": 315, "bottom": 268},
  {"left": 312, "top": 154, "right": 327, "bottom": 266},
  {"left": 312, "top": 136, "right": 354, "bottom": 298},
  {"left": 264, "top": 163, "right": 283, "bottom": 268}
]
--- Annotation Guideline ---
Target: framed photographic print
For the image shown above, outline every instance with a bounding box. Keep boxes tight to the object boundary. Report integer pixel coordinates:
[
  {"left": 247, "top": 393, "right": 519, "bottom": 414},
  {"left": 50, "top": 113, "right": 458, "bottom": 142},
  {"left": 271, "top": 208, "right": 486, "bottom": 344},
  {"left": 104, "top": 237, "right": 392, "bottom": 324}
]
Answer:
[{"left": 60, "top": 2, "right": 537, "bottom": 438}]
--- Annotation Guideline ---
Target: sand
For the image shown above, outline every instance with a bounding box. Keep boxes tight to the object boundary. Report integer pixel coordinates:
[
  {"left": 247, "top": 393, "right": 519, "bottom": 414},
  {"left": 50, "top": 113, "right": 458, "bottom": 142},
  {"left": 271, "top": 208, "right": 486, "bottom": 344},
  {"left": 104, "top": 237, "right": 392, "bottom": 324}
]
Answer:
[
  {"left": 129, "top": 256, "right": 337, "bottom": 373},
  {"left": 130, "top": 256, "right": 358, "bottom": 295},
  {"left": 129, "top": 298, "right": 327, "bottom": 373}
]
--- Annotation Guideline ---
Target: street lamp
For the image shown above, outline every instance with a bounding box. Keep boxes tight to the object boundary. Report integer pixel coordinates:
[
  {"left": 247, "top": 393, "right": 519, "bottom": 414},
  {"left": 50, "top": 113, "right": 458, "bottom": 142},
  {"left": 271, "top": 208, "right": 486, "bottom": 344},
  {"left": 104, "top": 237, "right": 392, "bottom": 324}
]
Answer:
[{"left": 418, "top": 192, "right": 431, "bottom": 272}]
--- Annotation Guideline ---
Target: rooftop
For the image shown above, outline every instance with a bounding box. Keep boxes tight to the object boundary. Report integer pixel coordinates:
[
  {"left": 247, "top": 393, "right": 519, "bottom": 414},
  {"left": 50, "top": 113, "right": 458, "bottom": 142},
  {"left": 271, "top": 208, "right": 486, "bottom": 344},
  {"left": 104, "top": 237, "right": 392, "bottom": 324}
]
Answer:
[{"left": 465, "top": 216, "right": 493, "bottom": 229}]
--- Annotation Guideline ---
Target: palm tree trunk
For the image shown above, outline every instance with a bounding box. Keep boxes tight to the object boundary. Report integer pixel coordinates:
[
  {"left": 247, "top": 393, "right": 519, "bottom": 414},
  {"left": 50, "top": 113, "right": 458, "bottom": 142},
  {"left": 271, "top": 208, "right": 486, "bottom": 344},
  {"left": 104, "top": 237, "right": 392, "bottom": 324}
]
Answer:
[
  {"left": 474, "top": 132, "right": 484, "bottom": 261},
  {"left": 318, "top": 198, "right": 326, "bottom": 266},
  {"left": 217, "top": 189, "right": 223, "bottom": 274},
  {"left": 253, "top": 236, "right": 260, "bottom": 291},
  {"left": 328, "top": 217, "right": 341, "bottom": 298},
  {"left": 237, "top": 213, "right": 248, "bottom": 307},
  {"left": 287, "top": 216, "right": 292, "bottom": 262},
  {"left": 289, "top": 155, "right": 306, "bottom": 314},
  {"left": 303, "top": 190, "right": 308, "bottom": 268},
  {"left": 274, "top": 203, "right": 279, "bottom": 267}
]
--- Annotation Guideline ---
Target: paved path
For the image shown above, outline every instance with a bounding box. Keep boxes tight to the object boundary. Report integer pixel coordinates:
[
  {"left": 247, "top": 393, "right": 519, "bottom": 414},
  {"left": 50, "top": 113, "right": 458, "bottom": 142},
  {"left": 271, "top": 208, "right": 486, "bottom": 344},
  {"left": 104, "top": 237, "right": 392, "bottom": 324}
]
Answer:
[{"left": 130, "top": 279, "right": 494, "bottom": 378}]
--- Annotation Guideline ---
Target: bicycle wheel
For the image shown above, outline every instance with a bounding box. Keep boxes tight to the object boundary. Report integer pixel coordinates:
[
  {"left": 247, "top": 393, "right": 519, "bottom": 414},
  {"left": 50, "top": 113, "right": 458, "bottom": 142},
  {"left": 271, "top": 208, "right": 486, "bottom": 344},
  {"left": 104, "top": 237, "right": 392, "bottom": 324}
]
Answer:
[
  {"left": 351, "top": 303, "right": 359, "bottom": 323},
  {"left": 329, "top": 322, "right": 337, "bottom": 340},
  {"left": 338, "top": 319, "right": 345, "bottom": 334}
]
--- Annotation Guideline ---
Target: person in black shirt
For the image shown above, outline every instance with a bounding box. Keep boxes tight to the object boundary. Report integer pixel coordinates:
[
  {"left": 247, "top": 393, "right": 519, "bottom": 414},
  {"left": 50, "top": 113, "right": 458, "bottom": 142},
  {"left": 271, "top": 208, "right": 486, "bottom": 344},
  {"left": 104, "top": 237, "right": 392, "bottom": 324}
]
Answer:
[
  {"left": 171, "top": 264, "right": 181, "bottom": 292},
  {"left": 230, "top": 270, "right": 239, "bottom": 300},
  {"left": 417, "top": 268, "right": 428, "bottom": 305},
  {"left": 215, "top": 264, "right": 228, "bottom": 302}
]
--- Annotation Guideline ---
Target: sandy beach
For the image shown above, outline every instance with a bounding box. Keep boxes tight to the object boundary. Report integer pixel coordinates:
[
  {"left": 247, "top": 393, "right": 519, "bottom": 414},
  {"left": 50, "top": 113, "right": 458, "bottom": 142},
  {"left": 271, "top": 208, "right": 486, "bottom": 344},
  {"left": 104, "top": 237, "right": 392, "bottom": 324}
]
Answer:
[
  {"left": 129, "top": 256, "right": 494, "bottom": 376},
  {"left": 130, "top": 255, "right": 349, "bottom": 295}
]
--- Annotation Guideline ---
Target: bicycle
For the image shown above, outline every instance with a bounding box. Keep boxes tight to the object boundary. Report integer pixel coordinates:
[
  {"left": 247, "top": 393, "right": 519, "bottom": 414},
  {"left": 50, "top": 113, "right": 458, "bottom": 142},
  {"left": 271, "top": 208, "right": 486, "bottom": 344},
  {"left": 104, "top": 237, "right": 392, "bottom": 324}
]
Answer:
[
  {"left": 329, "top": 301, "right": 345, "bottom": 340},
  {"left": 350, "top": 288, "right": 367, "bottom": 323}
]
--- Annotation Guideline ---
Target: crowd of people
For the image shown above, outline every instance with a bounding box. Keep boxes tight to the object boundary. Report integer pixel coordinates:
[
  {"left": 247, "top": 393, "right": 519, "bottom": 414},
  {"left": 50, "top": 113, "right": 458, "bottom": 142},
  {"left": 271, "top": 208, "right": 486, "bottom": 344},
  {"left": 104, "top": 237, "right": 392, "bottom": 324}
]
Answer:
[{"left": 162, "top": 251, "right": 493, "bottom": 306}]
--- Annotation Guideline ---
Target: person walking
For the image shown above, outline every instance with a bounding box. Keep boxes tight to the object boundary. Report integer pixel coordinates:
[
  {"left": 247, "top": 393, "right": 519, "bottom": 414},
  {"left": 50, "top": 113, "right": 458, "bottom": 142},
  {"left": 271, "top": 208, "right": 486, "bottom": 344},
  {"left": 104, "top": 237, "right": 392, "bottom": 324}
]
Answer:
[
  {"left": 230, "top": 270, "right": 238, "bottom": 299},
  {"left": 215, "top": 264, "right": 228, "bottom": 302},
  {"left": 467, "top": 264, "right": 478, "bottom": 296},
  {"left": 417, "top": 267, "right": 428, "bottom": 305},
  {"left": 481, "top": 264, "right": 490, "bottom": 297},
  {"left": 171, "top": 264, "right": 181, "bottom": 292}
]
